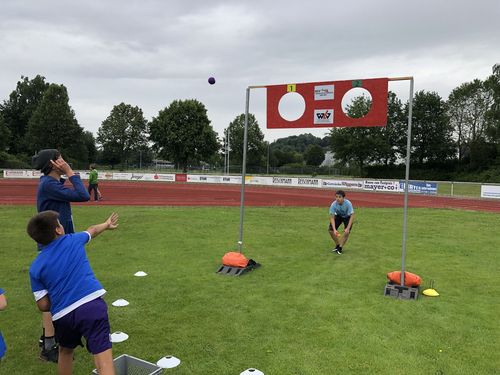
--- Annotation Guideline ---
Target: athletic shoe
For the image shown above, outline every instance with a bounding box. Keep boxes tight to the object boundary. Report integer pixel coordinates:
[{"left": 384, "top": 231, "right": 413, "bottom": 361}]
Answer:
[
  {"left": 40, "top": 345, "right": 59, "bottom": 363},
  {"left": 337, "top": 247, "right": 343, "bottom": 254}
]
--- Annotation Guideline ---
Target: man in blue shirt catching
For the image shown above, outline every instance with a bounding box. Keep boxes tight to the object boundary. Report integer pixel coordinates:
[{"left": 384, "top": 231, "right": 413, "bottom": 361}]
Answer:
[
  {"left": 32, "top": 149, "right": 90, "bottom": 362},
  {"left": 328, "top": 190, "right": 355, "bottom": 254},
  {"left": 33, "top": 149, "right": 90, "bottom": 233},
  {"left": 27, "top": 210, "right": 119, "bottom": 375}
]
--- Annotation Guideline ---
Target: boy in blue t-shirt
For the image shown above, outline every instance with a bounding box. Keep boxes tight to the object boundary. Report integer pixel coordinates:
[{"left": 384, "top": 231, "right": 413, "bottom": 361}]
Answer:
[
  {"left": 32, "top": 149, "right": 91, "bottom": 362},
  {"left": 0, "top": 288, "right": 6, "bottom": 360},
  {"left": 328, "top": 190, "right": 355, "bottom": 254},
  {"left": 27, "top": 210, "right": 119, "bottom": 375}
]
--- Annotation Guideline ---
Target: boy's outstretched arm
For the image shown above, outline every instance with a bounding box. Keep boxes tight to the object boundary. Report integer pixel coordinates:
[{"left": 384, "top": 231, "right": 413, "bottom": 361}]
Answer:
[
  {"left": 86, "top": 213, "right": 119, "bottom": 239},
  {"left": 0, "top": 294, "right": 6, "bottom": 310}
]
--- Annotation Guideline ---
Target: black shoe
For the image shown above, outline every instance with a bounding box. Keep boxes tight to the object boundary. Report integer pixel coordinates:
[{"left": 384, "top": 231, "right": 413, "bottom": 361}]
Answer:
[
  {"left": 337, "top": 247, "right": 343, "bottom": 254},
  {"left": 40, "top": 344, "right": 59, "bottom": 363}
]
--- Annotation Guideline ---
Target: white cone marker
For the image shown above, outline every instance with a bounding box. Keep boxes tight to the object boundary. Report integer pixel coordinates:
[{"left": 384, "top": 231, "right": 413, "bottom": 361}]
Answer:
[
  {"left": 240, "top": 369, "right": 264, "bottom": 375},
  {"left": 112, "top": 299, "right": 129, "bottom": 307},
  {"left": 110, "top": 331, "right": 129, "bottom": 343},
  {"left": 134, "top": 271, "right": 148, "bottom": 277},
  {"left": 157, "top": 355, "right": 181, "bottom": 368}
]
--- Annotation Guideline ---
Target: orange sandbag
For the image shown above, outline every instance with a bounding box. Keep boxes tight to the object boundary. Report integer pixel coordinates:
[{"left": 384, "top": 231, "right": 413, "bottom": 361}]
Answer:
[
  {"left": 387, "top": 271, "right": 422, "bottom": 287},
  {"left": 222, "top": 252, "right": 249, "bottom": 268}
]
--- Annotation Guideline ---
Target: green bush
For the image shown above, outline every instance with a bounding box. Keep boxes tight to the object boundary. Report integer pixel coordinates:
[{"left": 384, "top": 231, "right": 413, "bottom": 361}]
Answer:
[{"left": 0, "top": 152, "right": 31, "bottom": 169}]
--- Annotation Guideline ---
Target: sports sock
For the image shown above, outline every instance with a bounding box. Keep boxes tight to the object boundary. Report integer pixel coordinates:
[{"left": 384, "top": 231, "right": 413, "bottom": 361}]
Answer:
[{"left": 44, "top": 336, "right": 56, "bottom": 350}]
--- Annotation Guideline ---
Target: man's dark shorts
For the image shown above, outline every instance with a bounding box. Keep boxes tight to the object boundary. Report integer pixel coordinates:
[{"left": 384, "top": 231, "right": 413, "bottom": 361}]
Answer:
[
  {"left": 53, "top": 297, "right": 111, "bottom": 355},
  {"left": 328, "top": 215, "right": 353, "bottom": 231}
]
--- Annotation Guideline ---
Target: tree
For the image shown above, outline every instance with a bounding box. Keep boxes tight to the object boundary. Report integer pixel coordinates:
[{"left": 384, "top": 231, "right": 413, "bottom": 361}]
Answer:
[
  {"left": 484, "top": 64, "right": 500, "bottom": 156},
  {"left": 150, "top": 99, "right": 219, "bottom": 171},
  {"left": 409, "top": 91, "right": 455, "bottom": 164},
  {"left": 0, "top": 113, "right": 11, "bottom": 152},
  {"left": 448, "top": 79, "right": 493, "bottom": 161},
  {"left": 97, "top": 103, "right": 149, "bottom": 168},
  {"left": 271, "top": 148, "right": 303, "bottom": 167},
  {"left": 224, "top": 113, "right": 266, "bottom": 168},
  {"left": 25, "top": 84, "right": 88, "bottom": 164},
  {"left": 82, "top": 131, "right": 98, "bottom": 164},
  {"left": 0, "top": 75, "right": 49, "bottom": 154},
  {"left": 376, "top": 91, "right": 407, "bottom": 165},
  {"left": 272, "top": 133, "right": 323, "bottom": 153},
  {"left": 330, "top": 95, "right": 380, "bottom": 170},
  {"left": 304, "top": 144, "right": 325, "bottom": 166}
]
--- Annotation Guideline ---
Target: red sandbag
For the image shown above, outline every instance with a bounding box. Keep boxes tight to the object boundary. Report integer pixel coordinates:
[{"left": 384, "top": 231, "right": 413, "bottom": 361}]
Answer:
[
  {"left": 222, "top": 252, "right": 249, "bottom": 268},
  {"left": 387, "top": 271, "right": 422, "bottom": 287}
]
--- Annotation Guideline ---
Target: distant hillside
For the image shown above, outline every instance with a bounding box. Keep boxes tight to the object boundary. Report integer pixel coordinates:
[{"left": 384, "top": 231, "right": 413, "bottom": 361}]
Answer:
[{"left": 271, "top": 134, "right": 330, "bottom": 152}]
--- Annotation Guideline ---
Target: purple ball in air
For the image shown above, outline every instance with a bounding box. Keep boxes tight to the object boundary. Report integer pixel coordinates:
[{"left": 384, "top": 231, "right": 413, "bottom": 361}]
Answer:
[{"left": 208, "top": 77, "right": 216, "bottom": 85}]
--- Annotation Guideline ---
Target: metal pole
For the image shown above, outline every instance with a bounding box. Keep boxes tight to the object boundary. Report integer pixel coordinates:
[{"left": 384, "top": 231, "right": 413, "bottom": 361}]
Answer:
[
  {"left": 267, "top": 142, "right": 270, "bottom": 174},
  {"left": 238, "top": 87, "right": 250, "bottom": 252},
  {"left": 400, "top": 77, "right": 414, "bottom": 287},
  {"left": 227, "top": 126, "right": 230, "bottom": 174},
  {"left": 224, "top": 131, "right": 227, "bottom": 175}
]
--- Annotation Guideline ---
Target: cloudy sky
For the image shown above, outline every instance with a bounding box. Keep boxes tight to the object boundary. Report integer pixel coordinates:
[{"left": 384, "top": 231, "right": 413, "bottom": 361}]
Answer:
[{"left": 1, "top": 0, "right": 499, "bottom": 141}]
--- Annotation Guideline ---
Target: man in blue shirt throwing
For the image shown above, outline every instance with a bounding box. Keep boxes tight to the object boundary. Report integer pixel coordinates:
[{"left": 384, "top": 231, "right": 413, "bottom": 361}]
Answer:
[
  {"left": 328, "top": 190, "right": 355, "bottom": 255},
  {"left": 27, "top": 211, "right": 119, "bottom": 375},
  {"left": 32, "top": 149, "right": 90, "bottom": 362}
]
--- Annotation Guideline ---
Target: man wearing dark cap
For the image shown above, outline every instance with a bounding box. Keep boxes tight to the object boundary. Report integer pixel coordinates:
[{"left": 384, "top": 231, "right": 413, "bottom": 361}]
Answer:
[{"left": 32, "top": 149, "right": 90, "bottom": 363}]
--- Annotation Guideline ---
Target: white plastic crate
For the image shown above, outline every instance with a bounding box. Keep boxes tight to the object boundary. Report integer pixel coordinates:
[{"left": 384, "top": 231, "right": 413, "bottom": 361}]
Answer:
[{"left": 92, "top": 354, "right": 163, "bottom": 375}]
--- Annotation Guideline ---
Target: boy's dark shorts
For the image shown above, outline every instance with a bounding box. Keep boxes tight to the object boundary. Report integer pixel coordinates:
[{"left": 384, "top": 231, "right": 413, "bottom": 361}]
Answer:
[
  {"left": 53, "top": 297, "right": 111, "bottom": 355},
  {"left": 328, "top": 215, "right": 353, "bottom": 231}
]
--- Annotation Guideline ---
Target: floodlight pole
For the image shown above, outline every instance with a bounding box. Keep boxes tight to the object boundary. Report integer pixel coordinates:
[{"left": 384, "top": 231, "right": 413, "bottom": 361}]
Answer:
[{"left": 389, "top": 76, "right": 414, "bottom": 287}]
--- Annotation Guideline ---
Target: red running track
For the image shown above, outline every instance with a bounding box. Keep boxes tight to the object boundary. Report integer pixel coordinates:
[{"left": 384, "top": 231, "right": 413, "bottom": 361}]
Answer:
[{"left": 1, "top": 179, "right": 499, "bottom": 212}]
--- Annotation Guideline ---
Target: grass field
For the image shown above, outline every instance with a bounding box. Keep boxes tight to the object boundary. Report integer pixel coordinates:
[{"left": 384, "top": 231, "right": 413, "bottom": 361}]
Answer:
[{"left": 0, "top": 205, "right": 499, "bottom": 374}]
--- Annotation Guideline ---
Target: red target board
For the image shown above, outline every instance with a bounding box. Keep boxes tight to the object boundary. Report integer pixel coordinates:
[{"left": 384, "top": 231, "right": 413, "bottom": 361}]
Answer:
[{"left": 266, "top": 77, "right": 388, "bottom": 128}]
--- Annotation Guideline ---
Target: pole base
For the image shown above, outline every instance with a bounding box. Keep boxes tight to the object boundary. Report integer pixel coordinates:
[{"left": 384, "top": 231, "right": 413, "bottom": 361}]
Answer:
[
  {"left": 384, "top": 282, "right": 419, "bottom": 300},
  {"left": 216, "top": 261, "right": 260, "bottom": 276}
]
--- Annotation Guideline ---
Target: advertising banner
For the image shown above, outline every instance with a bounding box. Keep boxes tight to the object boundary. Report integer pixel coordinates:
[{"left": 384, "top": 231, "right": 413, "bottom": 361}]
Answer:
[
  {"left": 112, "top": 172, "right": 132, "bottom": 180},
  {"left": 399, "top": 181, "right": 438, "bottom": 195},
  {"left": 481, "top": 185, "right": 500, "bottom": 199},
  {"left": 175, "top": 174, "right": 187, "bottom": 182},
  {"left": 322, "top": 179, "right": 365, "bottom": 190},
  {"left": 297, "top": 177, "right": 321, "bottom": 188},
  {"left": 363, "top": 180, "right": 400, "bottom": 192},
  {"left": 186, "top": 175, "right": 241, "bottom": 184},
  {"left": 270, "top": 176, "right": 295, "bottom": 186},
  {"left": 152, "top": 173, "right": 175, "bottom": 182},
  {"left": 245, "top": 176, "right": 273, "bottom": 185},
  {"left": 3, "top": 169, "right": 41, "bottom": 178}
]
